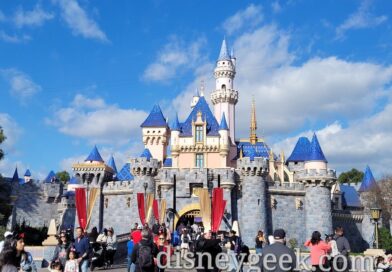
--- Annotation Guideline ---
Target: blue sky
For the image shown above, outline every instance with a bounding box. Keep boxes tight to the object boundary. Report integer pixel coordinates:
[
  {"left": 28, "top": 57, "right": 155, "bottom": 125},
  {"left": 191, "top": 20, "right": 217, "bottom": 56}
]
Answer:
[{"left": 0, "top": 0, "right": 392, "bottom": 179}]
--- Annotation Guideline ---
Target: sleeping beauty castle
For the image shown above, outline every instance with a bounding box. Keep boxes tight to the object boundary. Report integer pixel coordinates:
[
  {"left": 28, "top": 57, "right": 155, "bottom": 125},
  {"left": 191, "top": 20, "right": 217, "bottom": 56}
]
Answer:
[{"left": 6, "top": 39, "right": 379, "bottom": 252}]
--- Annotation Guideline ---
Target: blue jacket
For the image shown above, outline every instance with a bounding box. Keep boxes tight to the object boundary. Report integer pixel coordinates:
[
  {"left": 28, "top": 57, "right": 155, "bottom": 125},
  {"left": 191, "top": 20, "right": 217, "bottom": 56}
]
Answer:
[
  {"left": 127, "top": 240, "right": 134, "bottom": 256},
  {"left": 73, "top": 236, "right": 90, "bottom": 259}
]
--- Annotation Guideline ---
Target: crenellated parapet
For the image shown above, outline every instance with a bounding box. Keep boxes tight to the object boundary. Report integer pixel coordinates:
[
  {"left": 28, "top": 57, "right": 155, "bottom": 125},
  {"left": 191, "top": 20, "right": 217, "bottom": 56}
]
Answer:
[
  {"left": 43, "top": 182, "right": 63, "bottom": 201},
  {"left": 103, "top": 180, "right": 133, "bottom": 195},
  {"left": 237, "top": 157, "right": 269, "bottom": 177},
  {"left": 211, "top": 168, "right": 235, "bottom": 190},
  {"left": 210, "top": 89, "right": 238, "bottom": 104},
  {"left": 156, "top": 168, "right": 178, "bottom": 191},
  {"left": 131, "top": 157, "right": 159, "bottom": 177},
  {"left": 295, "top": 168, "right": 336, "bottom": 188}
]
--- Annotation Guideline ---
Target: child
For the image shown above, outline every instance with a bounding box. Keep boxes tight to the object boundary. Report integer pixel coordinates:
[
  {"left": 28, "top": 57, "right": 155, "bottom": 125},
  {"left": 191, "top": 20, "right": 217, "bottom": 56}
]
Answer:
[
  {"left": 50, "top": 260, "right": 63, "bottom": 272},
  {"left": 64, "top": 249, "right": 79, "bottom": 272},
  {"left": 375, "top": 256, "right": 391, "bottom": 272}
]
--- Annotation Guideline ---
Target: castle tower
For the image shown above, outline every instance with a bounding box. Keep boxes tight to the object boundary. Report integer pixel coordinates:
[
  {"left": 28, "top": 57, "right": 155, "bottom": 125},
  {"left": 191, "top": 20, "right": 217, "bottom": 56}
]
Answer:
[
  {"left": 141, "top": 105, "right": 169, "bottom": 163},
  {"left": 237, "top": 157, "right": 269, "bottom": 246},
  {"left": 170, "top": 114, "right": 181, "bottom": 168},
  {"left": 24, "top": 169, "right": 32, "bottom": 183},
  {"left": 218, "top": 113, "right": 229, "bottom": 167},
  {"left": 211, "top": 38, "right": 238, "bottom": 145},
  {"left": 296, "top": 134, "right": 335, "bottom": 239}
]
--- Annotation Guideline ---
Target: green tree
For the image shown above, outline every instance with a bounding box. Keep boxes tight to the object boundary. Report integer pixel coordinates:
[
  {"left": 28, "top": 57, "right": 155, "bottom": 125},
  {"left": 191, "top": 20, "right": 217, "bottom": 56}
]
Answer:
[
  {"left": 379, "top": 227, "right": 392, "bottom": 251},
  {"left": 338, "top": 168, "right": 364, "bottom": 184},
  {"left": 56, "top": 170, "right": 70, "bottom": 184},
  {"left": 0, "top": 126, "right": 5, "bottom": 161},
  {"left": 0, "top": 126, "right": 11, "bottom": 232}
]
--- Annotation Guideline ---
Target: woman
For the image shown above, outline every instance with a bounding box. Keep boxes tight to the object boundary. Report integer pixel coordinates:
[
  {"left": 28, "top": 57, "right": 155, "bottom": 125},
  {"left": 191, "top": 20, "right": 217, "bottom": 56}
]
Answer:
[
  {"left": 106, "top": 227, "right": 117, "bottom": 267},
  {"left": 156, "top": 233, "right": 173, "bottom": 272},
  {"left": 304, "top": 231, "right": 331, "bottom": 272},
  {"left": 15, "top": 235, "right": 37, "bottom": 272},
  {"left": 0, "top": 237, "right": 18, "bottom": 272},
  {"left": 96, "top": 228, "right": 108, "bottom": 244},
  {"left": 51, "top": 233, "right": 72, "bottom": 267},
  {"left": 89, "top": 227, "right": 99, "bottom": 243},
  {"left": 180, "top": 229, "right": 191, "bottom": 259},
  {"left": 255, "top": 230, "right": 265, "bottom": 254}
]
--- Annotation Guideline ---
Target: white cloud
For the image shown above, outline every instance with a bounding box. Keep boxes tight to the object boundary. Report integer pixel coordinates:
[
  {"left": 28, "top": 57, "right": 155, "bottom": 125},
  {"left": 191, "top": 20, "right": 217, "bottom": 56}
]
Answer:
[
  {"left": 0, "top": 31, "right": 31, "bottom": 43},
  {"left": 54, "top": 0, "right": 108, "bottom": 42},
  {"left": 336, "top": 0, "right": 387, "bottom": 39},
  {"left": 14, "top": 5, "right": 54, "bottom": 28},
  {"left": 0, "top": 68, "right": 41, "bottom": 101},
  {"left": 47, "top": 94, "right": 147, "bottom": 145},
  {"left": 143, "top": 36, "right": 207, "bottom": 82},
  {"left": 222, "top": 4, "right": 263, "bottom": 35}
]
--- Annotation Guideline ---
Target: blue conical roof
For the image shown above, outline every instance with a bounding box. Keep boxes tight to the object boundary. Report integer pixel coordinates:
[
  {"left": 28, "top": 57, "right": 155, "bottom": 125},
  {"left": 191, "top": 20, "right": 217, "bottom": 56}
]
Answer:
[
  {"left": 117, "top": 163, "right": 134, "bottom": 181},
  {"left": 218, "top": 38, "right": 231, "bottom": 61},
  {"left": 140, "top": 148, "right": 153, "bottom": 161},
  {"left": 44, "top": 170, "right": 57, "bottom": 183},
  {"left": 219, "top": 113, "right": 229, "bottom": 130},
  {"left": 287, "top": 137, "right": 311, "bottom": 162},
  {"left": 24, "top": 169, "right": 31, "bottom": 177},
  {"left": 170, "top": 113, "right": 181, "bottom": 131},
  {"left": 85, "top": 145, "right": 104, "bottom": 162},
  {"left": 141, "top": 104, "right": 167, "bottom": 127},
  {"left": 359, "top": 166, "right": 377, "bottom": 192},
  {"left": 12, "top": 167, "right": 19, "bottom": 183},
  {"left": 307, "top": 133, "right": 327, "bottom": 162},
  {"left": 107, "top": 155, "right": 118, "bottom": 173}
]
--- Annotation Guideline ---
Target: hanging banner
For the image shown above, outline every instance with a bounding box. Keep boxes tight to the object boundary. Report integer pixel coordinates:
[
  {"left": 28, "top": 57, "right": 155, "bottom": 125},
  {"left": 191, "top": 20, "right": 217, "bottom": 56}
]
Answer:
[
  {"left": 159, "top": 199, "right": 167, "bottom": 225},
  {"left": 75, "top": 188, "right": 87, "bottom": 230},
  {"left": 199, "top": 188, "right": 211, "bottom": 232},
  {"left": 137, "top": 193, "right": 146, "bottom": 225},
  {"left": 145, "top": 193, "right": 154, "bottom": 224},
  {"left": 211, "top": 188, "right": 226, "bottom": 232},
  {"left": 86, "top": 188, "right": 100, "bottom": 230},
  {"left": 152, "top": 199, "right": 159, "bottom": 223}
]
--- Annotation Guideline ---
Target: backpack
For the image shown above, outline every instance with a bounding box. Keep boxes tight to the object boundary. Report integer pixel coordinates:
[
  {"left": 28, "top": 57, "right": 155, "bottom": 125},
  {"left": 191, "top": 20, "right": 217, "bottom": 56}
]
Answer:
[{"left": 137, "top": 244, "right": 153, "bottom": 268}]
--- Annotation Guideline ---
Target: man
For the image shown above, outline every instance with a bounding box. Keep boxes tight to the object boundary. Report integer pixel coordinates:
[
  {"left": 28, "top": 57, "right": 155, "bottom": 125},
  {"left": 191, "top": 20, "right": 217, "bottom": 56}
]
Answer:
[
  {"left": 152, "top": 220, "right": 160, "bottom": 235},
  {"left": 73, "top": 227, "right": 90, "bottom": 272},
  {"left": 132, "top": 225, "right": 143, "bottom": 245},
  {"left": 0, "top": 231, "right": 13, "bottom": 253},
  {"left": 259, "top": 229, "right": 296, "bottom": 272},
  {"left": 131, "top": 228, "right": 158, "bottom": 272},
  {"left": 334, "top": 226, "right": 351, "bottom": 271},
  {"left": 194, "top": 230, "right": 222, "bottom": 272}
]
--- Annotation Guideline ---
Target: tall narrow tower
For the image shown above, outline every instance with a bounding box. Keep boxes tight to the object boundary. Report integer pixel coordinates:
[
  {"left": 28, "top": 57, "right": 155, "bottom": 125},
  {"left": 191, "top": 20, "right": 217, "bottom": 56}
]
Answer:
[{"left": 211, "top": 38, "right": 238, "bottom": 145}]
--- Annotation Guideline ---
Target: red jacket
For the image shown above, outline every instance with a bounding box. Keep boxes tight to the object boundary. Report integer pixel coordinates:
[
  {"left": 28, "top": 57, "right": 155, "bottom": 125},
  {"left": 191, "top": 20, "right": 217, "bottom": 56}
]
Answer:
[
  {"left": 131, "top": 230, "right": 142, "bottom": 244},
  {"left": 304, "top": 240, "right": 331, "bottom": 265}
]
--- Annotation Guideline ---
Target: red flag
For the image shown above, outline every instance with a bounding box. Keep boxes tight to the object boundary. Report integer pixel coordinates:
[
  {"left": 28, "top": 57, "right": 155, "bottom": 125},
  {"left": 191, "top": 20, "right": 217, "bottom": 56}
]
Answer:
[
  {"left": 152, "top": 199, "right": 159, "bottom": 223},
  {"left": 137, "top": 193, "right": 146, "bottom": 225},
  {"left": 75, "top": 188, "right": 87, "bottom": 230},
  {"left": 211, "top": 188, "right": 226, "bottom": 232}
]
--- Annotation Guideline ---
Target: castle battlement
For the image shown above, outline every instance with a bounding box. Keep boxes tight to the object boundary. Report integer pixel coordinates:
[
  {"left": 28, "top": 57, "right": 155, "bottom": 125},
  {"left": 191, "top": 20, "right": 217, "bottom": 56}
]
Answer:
[
  {"left": 295, "top": 168, "right": 336, "bottom": 179},
  {"left": 103, "top": 181, "right": 133, "bottom": 194},
  {"left": 269, "top": 181, "right": 305, "bottom": 193},
  {"left": 211, "top": 168, "right": 235, "bottom": 189},
  {"left": 131, "top": 157, "right": 159, "bottom": 176},
  {"left": 237, "top": 157, "right": 269, "bottom": 176},
  {"left": 210, "top": 89, "right": 239, "bottom": 104}
]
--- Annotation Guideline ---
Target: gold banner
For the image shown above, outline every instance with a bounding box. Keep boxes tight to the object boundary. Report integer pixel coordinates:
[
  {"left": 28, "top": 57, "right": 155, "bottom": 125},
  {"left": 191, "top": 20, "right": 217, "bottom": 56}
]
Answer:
[
  {"left": 145, "top": 193, "right": 154, "bottom": 224},
  {"left": 198, "top": 188, "right": 211, "bottom": 232},
  {"left": 159, "top": 199, "right": 167, "bottom": 224},
  {"left": 86, "top": 188, "right": 99, "bottom": 229}
]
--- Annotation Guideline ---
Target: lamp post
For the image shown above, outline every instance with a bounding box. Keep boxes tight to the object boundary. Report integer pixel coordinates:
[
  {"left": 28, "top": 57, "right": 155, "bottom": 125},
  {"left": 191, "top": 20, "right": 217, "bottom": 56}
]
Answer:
[{"left": 370, "top": 207, "right": 382, "bottom": 249}]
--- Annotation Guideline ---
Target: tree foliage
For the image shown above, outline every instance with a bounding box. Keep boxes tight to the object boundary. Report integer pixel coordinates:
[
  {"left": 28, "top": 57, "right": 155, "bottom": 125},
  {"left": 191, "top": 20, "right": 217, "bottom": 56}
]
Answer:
[
  {"left": 0, "top": 127, "right": 11, "bottom": 229},
  {"left": 0, "top": 126, "right": 5, "bottom": 161},
  {"left": 338, "top": 168, "right": 364, "bottom": 184},
  {"left": 56, "top": 170, "right": 70, "bottom": 184},
  {"left": 379, "top": 227, "right": 392, "bottom": 251}
]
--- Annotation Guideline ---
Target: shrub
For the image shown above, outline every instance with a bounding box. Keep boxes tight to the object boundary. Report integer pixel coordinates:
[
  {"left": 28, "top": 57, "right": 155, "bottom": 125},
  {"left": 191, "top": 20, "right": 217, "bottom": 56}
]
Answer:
[{"left": 379, "top": 227, "right": 392, "bottom": 251}]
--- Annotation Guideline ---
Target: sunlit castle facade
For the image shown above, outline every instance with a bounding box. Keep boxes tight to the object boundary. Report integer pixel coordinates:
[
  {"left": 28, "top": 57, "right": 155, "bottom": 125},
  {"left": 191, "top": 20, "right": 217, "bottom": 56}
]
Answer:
[{"left": 7, "top": 39, "right": 377, "bottom": 252}]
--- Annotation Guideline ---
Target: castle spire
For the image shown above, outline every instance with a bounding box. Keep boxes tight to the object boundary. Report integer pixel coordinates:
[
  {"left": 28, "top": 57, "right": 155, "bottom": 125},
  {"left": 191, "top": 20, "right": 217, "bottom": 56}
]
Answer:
[
  {"left": 199, "top": 80, "right": 205, "bottom": 97},
  {"left": 250, "top": 97, "right": 258, "bottom": 145},
  {"left": 218, "top": 37, "right": 230, "bottom": 61}
]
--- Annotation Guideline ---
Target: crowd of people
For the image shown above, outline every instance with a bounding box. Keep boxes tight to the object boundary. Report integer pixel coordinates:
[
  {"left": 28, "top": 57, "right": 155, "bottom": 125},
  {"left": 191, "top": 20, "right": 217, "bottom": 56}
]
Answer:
[{"left": 1, "top": 223, "right": 392, "bottom": 272}]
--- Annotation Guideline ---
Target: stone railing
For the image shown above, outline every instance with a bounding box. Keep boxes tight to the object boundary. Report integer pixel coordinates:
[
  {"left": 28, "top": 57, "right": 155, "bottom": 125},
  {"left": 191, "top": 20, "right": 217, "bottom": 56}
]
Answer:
[
  {"left": 295, "top": 168, "right": 336, "bottom": 180},
  {"left": 269, "top": 182, "right": 305, "bottom": 195}
]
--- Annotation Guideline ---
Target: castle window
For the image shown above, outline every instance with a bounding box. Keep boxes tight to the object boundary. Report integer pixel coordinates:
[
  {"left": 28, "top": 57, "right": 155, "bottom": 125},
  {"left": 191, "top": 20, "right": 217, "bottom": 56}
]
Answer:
[
  {"left": 222, "top": 84, "right": 226, "bottom": 91},
  {"left": 195, "top": 125, "right": 203, "bottom": 142},
  {"left": 196, "top": 153, "right": 204, "bottom": 168}
]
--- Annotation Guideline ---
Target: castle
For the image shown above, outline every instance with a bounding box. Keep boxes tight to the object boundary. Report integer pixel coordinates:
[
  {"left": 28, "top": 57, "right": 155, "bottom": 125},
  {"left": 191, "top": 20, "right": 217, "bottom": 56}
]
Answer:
[{"left": 6, "top": 39, "right": 378, "bottom": 252}]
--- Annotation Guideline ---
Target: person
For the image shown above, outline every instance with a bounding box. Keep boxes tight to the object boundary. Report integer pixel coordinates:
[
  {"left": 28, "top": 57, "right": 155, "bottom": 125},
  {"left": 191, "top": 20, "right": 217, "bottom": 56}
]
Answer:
[
  {"left": 0, "top": 232, "right": 13, "bottom": 254},
  {"left": 325, "top": 234, "right": 339, "bottom": 269},
  {"left": 131, "top": 228, "right": 158, "bottom": 272},
  {"left": 191, "top": 222, "right": 199, "bottom": 234},
  {"left": 50, "top": 260, "right": 63, "bottom": 272},
  {"left": 334, "top": 226, "right": 351, "bottom": 272},
  {"left": 194, "top": 230, "right": 222, "bottom": 272},
  {"left": 267, "top": 235, "right": 275, "bottom": 245},
  {"left": 156, "top": 233, "right": 173, "bottom": 272},
  {"left": 161, "top": 223, "right": 171, "bottom": 244},
  {"left": 152, "top": 220, "right": 160, "bottom": 235},
  {"left": 127, "top": 236, "right": 135, "bottom": 272},
  {"left": 12, "top": 234, "right": 37, "bottom": 272},
  {"left": 96, "top": 228, "right": 108, "bottom": 244},
  {"left": 304, "top": 231, "right": 331, "bottom": 272},
  {"left": 375, "top": 256, "right": 391, "bottom": 272},
  {"left": 64, "top": 249, "right": 79, "bottom": 272},
  {"left": 89, "top": 227, "right": 99, "bottom": 243},
  {"left": 73, "top": 227, "right": 90, "bottom": 272},
  {"left": 180, "top": 229, "right": 191, "bottom": 259},
  {"left": 228, "top": 230, "right": 242, "bottom": 257},
  {"left": 255, "top": 230, "right": 265, "bottom": 254},
  {"left": 131, "top": 226, "right": 143, "bottom": 245},
  {"left": 259, "top": 229, "right": 296, "bottom": 272},
  {"left": 0, "top": 235, "right": 20, "bottom": 272},
  {"left": 50, "top": 232, "right": 72, "bottom": 267},
  {"left": 106, "top": 227, "right": 117, "bottom": 267}
]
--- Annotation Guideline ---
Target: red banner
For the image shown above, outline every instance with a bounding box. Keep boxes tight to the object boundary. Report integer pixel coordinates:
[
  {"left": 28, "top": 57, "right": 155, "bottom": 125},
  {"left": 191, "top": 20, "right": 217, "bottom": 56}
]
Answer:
[
  {"left": 152, "top": 199, "right": 159, "bottom": 223},
  {"left": 75, "top": 188, "right": 87, "bottom": 230},
  {"left": 137, "top": 193, "right": 146, "bottom": 225},
  {"left": 211, "top": 188, "right": 226, "bottom": 232}
]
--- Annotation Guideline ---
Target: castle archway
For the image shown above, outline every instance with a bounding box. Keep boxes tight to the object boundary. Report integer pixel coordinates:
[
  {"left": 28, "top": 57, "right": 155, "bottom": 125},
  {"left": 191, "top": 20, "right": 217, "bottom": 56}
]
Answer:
[{"left": 174, "top": 203, "right": 201, "bottom": 231}]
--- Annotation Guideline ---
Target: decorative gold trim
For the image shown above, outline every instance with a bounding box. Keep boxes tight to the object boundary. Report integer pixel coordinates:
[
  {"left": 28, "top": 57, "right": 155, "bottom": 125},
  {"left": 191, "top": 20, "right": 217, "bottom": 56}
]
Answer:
[{"left": 174, "top": 203, "right": 201, "bottom": 228}]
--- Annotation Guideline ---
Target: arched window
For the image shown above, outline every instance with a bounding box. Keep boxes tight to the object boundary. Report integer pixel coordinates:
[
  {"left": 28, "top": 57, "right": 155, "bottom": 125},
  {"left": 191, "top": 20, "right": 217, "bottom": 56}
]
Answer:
[{"left": 221, "top": 84, "right": 226, "bottom": 90}]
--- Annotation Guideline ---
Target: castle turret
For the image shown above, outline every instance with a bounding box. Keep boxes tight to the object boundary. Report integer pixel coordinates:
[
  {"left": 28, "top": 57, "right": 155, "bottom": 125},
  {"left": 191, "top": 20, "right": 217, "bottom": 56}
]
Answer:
[
  {"left": 24, "top": 169, "right": 31, "bottom": 183},
  {"left": 218, "top": 113, "right": 229, "bottom": 167},
  {"left": 170, "top": 114, "right": 181, "bottom": 168},
  {"left": 237, "top": 156, "right": 269, "bottom": 246},
  {"left": 295, "top": 135, "right": 335, "bottom": 239},
  {"left": 211, "top": 38, "right": 238, "bottom": 145},
  {"left": 141, "top": 105, "right": 169, "bottom": 163}
]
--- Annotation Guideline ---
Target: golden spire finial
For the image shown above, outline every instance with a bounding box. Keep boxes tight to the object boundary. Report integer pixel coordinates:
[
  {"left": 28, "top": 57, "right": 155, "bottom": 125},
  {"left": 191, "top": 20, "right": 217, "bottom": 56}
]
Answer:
[
  {"left": 250, "top": 96, "right": 258, "bottom": 145},
  {"left": 239, "top": 147, "right": 243, "bottom": 159},
  {"left": 280, "top": 150, "right": 285, "bottom": 162},
  {"left": 269, "top": 148, "right": 274, "bottom": 161}
]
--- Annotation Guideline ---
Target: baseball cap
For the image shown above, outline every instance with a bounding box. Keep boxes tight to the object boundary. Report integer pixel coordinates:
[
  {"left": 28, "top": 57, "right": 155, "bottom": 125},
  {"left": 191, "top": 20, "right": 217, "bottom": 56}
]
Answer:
[
  {"left": 4, "top": 231, "right": 12, "bottom": 238},
  {"left": 273, "top": 229, "right": 286, "bottom": 239},
  {"left": 137, "top": 225, "right": 143, "bottom": 230}
]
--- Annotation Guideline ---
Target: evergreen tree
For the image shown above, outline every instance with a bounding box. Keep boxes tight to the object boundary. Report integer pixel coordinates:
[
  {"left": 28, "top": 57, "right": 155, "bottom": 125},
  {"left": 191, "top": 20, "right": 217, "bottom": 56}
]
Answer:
[{"left": 338, "top": 168, "right": 364, "bottom": 184}]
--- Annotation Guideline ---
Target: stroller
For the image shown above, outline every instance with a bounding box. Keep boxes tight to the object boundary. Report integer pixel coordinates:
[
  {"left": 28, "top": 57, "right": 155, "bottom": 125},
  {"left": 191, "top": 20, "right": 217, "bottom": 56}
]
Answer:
[{"left": 90, "top": 242, "right": 108, "bottom": 271}]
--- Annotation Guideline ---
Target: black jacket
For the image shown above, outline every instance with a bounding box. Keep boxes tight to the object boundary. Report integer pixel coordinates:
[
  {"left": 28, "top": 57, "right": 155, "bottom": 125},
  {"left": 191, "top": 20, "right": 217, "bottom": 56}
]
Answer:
[
  {"left": 259, "top": 242, "right": 297, "bottom": 272},
  {"left": 131, "top": 238, "right": 158, "bottom": 272},
  {"left": 195, "top": 238, "right": 222, "bottom": 272}
]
